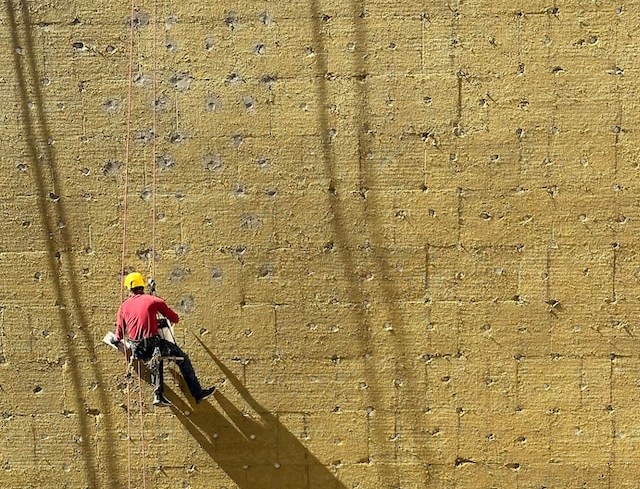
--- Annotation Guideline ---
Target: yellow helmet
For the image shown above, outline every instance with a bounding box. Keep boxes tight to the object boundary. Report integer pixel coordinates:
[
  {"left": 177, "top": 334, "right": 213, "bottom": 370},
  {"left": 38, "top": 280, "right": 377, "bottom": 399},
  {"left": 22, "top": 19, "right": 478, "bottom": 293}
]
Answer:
[{"left": 124, "top": 272, "right": 145, "bottom": 290}]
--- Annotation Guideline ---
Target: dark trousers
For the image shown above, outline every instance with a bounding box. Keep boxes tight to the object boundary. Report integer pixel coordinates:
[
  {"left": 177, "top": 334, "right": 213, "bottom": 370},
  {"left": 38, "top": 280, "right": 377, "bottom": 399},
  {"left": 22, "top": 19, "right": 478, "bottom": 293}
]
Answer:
[{"left": 131, "top": 336, "right": 203, "bottom": 398}]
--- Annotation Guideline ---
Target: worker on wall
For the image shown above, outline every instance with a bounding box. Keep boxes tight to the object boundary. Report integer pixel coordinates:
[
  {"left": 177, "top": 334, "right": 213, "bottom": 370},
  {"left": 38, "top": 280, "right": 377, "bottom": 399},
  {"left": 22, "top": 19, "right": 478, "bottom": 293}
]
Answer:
[{"left": 114, "top": 271, "right": 215, "bottom": 407}]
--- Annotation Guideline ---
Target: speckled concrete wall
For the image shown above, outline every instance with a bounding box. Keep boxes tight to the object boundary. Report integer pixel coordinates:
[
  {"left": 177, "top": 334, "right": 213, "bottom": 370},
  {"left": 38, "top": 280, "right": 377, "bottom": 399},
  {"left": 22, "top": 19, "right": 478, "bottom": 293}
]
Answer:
[{"left": 2, "top": 1, "right": 640, "bottom": 488}]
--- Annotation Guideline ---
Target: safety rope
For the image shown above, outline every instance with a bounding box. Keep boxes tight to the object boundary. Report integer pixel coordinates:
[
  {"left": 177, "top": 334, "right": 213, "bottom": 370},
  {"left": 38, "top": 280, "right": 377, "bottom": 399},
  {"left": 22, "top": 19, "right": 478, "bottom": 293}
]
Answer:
[
  {"left": 121, "top": 2, "right": 136, "bottom": 488},
  {"left": 121, "top": 3, "right": 161, "bottom": 487},
  {"left": 137, "top": 362, "right": 148, "bottom": 488},
  {"left": 137, "top": 2, "right": 159, "bottom": 487},
  {"left": 152, "top": 0, "right": 158, "bottom": 281},
  {"left": 120, "top": 0, "right": 137, "bottom": 487}
]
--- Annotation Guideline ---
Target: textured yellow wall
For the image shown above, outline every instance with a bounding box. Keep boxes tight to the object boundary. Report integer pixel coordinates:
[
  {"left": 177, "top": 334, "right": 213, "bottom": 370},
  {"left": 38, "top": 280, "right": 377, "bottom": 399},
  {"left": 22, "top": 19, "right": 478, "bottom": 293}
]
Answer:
[{"left": 2, "top": 0, "right": 640, "bottom": 487}]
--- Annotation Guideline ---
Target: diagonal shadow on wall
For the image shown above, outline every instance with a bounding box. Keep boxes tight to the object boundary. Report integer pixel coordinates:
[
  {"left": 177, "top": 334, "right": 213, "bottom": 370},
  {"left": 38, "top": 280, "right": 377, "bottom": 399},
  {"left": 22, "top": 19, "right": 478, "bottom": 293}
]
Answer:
[
  {"left": 162, "top": 336, "right": 347, "bottom": 489},
  {"left": 308, "top": 0, "right": 427, "bottom": 485},
  {"left": 5, "top": 1, "right": 121, "bottom": 487}
]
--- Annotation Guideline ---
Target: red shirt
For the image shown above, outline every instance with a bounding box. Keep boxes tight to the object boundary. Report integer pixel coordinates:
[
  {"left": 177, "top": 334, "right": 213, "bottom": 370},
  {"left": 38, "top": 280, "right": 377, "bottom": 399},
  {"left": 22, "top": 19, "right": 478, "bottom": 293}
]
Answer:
[{"left": 115, "top": 293, "right": 180, "bottom": 341}]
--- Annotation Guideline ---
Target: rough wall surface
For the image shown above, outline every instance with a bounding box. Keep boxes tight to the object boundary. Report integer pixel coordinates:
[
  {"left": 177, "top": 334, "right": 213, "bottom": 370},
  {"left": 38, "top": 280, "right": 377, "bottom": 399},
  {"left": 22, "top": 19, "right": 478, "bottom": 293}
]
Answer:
[{"left": 1, "top": 0, "right": 639, "bottom": 487}]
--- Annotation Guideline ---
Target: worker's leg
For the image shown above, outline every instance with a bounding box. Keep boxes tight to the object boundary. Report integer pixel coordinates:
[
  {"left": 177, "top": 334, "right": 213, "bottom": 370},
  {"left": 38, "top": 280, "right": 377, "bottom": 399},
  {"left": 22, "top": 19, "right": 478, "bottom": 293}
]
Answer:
[
  {"left": 147, "top": 344, "right": 165, "bottom": 397},
  {"left": 131, "top": 338, "right": 167, "bottom": 402},
  {"left": 158, "top": 339, "right": 203, "bottom": 397}
]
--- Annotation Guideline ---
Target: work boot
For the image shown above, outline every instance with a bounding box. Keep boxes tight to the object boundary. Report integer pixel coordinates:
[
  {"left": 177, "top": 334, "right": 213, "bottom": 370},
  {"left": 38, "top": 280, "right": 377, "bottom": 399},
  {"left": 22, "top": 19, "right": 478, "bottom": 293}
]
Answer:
[
  {"left": 195, "top": 386, "right": 216, "bottom": 404},
  {"left": 152, "top": 393, "right": 172, "bottom": 407}
]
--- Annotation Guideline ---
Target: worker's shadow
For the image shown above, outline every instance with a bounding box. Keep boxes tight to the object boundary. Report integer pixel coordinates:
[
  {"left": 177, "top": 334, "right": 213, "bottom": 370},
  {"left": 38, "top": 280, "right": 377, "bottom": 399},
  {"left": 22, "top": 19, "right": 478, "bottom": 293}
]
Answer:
[{"left": 162, "top": 340, "right": 346, "bottom": 489}]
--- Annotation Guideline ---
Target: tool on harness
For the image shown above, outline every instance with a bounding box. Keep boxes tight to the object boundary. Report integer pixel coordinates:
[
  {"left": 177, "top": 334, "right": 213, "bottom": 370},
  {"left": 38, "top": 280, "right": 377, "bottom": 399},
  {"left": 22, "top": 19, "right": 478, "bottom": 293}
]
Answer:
[{"left": 147, "top": 278, "right": 177, "bottom": 343}]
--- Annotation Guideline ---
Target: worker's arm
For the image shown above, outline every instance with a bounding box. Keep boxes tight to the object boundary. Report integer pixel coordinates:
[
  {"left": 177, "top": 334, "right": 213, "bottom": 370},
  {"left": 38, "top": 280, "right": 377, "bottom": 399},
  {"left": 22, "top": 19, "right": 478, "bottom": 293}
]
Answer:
[
  {"left": 156, "top": 298, "right": 180, "bottom": 324},
  {"left": 114, "top": 306, "right": 125, "bottom": 341}
]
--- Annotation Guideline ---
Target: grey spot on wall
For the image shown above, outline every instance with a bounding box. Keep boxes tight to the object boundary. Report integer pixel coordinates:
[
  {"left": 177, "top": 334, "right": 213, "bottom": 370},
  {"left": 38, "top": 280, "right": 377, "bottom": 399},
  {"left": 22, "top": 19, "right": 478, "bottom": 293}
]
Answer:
[
  {"left": 168, "top": 131, "right": 189, "bottom": 143},
  {"left": 16, "top": 162, "right": 27, "bottom": 172},
  {"left": 232, "top": 134, "right": 244, "bottom": 148},
  {"left": 241, "top": 214, "right": 262, "bottom": 230},
  {"left": 135, "top": 129, "right": 154, "bottom": 144},
  {"left": 169, "top": 266, "right": 190, "bottom": 282},
  {"left": 253, "top": 42, "right": 266, "bottom": 55},
  {"left": 243, "top": 95, "right": 256, "bottom": 111},
  {"left": 86, "top": 407, "right": 100, "bottom": 416},
  {"left": 153, "top": 94, "right": 169, "bottom": 111},
  {"left": 205, "top": 94, "right": 222, "bottom": 111},
  {"left": 265, "top": 186, "right": 277, "bottom": 197},
  {"left": 225, "top": 72, "right": 245, "bottom": 86},
  {"left": 169, "top": 72, "right": 192, "bottom": 91},
  {"left": 105, "top": 45, "right": 115, "bottom": 54},
  {"left": 258, "top": 263, "right": 274, "bottom": 278},
  {"left": 224, "top": 11, "right": 238, "bottom": 29},
  {"left": 165, "top": 15, "right": 177, "bottom": 29},
  {"left": 140, "top": 187, "right": 151, "bottom": 200},
  {"left": 133, "top": 72, "right": 153, "bottom": 87},
  {"left": 232, "top": 245, "right": 246, "bottom": 262},
  {"left": 233, "top": 183, "right": 247, "bottom": 197},
  {"left": 102, "top": 159, "right": 121, "bottom": 176},
  {"left": 102, "top": 98, "right": 122, "bottom": 113},
  {"left": 211, "top": 267, "right": 223, "bottom": 279},
  {"left": 204, "top": 37, "right": 215, "bottom": 50},
  {"left": 136, "top": 248, "right": 153, "bottom": 261},
  {"left": 166, "top": 39, "right": 177, "bottom": 52},
  {"left": 175, "top": 243, "right": 190, "bottom": 255},
  {"left": 203, "top": 153, "right": 224, "bottom": 172},
  {"left": 259, "top": 74, "right": 277, "bottom": 88},
  {"left": 259, "top": 11, "right": 273, "bottom": 25},
  {"left": 176, "top": 295, "right": 195, "bottom": 314},
  {"left": 156, "top": 153, "right": 175, "bottom": 170},
  {"left": 257, "top": 156, "right": 270, "bottom": 169},
  {"left": 72, "top": 41, "right": 88, "bottom": 53},
  {"left": 129, "top": 11, "right": 150, "bottom": 28}
]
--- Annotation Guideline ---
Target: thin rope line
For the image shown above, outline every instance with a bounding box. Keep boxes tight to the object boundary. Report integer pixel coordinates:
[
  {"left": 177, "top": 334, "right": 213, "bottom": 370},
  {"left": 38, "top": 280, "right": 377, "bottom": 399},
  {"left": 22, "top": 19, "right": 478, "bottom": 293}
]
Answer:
[
  {"left": 126, "top": 369, "right": 132, "bottom": 489},
  {"left": 137, "top": 361, "right": 148, "bottom": 489},
  {"left": 152, "top": 0, "right": 158, "bottom": 281},
  {"left": 135, "top": 4, "right": 159, "bottom": 488},
  {"left": 121, "top": 2, "right": 137, "bottom": 488}
]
